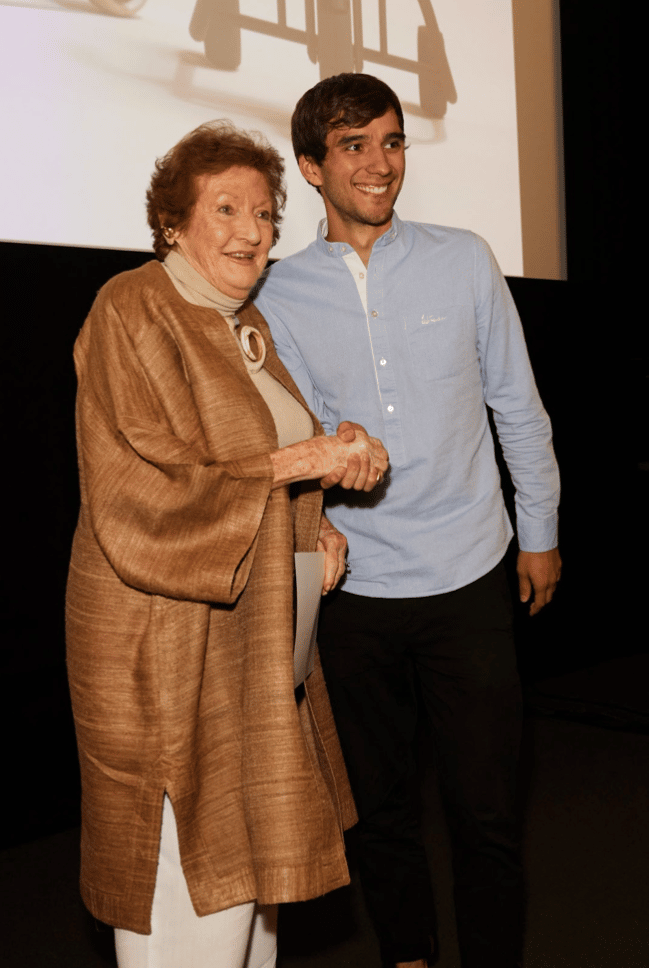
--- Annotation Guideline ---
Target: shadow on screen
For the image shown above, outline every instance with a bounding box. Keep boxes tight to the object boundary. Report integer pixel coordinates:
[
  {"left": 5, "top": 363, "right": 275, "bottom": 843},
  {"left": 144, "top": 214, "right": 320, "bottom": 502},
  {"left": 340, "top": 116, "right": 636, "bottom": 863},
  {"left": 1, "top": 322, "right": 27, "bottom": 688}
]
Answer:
[
  {"left": 40, "top": 0, "right": 457, "bottom": 128},
  {"left": 189, "top": 0, "right": 456, "bottom": 120}
]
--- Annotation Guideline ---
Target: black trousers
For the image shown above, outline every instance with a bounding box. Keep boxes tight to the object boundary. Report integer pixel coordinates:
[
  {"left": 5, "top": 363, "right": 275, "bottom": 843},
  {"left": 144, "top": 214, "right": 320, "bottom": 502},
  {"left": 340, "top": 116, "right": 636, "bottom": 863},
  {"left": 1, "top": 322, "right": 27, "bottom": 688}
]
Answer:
[{"left": 318, "top": 561, "right": 524, "bottom": 968}]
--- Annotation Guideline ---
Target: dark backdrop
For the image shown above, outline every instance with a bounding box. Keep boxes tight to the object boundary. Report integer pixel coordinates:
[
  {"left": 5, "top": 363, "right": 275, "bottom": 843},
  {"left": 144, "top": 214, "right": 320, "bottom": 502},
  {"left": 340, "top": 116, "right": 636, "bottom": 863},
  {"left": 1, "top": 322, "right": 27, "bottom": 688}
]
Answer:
[{"left": 2, "top": 1, "right": 644, "bottom": 848}]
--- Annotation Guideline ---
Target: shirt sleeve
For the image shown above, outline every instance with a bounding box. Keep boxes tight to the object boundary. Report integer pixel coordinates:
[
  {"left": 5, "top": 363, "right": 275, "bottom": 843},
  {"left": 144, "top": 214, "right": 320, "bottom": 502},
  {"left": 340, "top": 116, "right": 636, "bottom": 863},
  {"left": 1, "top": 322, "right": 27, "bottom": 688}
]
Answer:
[
  {"left": 256, "top": 286, "right": 337, "bottom": 436},
  {"left": 473, "top": 235, "right": 560, "bottom": 552},
  {"left": 74, "top": 291, "right": 275, "bottom": 604}
]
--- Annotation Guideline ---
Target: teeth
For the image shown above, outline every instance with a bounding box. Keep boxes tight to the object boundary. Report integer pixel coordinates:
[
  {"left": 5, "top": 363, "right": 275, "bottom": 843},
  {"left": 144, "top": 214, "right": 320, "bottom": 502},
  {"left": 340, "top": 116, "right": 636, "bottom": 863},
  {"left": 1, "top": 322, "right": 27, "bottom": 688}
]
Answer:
[{"left": 357, "top": 185, "right": 388, "bottom": 194}]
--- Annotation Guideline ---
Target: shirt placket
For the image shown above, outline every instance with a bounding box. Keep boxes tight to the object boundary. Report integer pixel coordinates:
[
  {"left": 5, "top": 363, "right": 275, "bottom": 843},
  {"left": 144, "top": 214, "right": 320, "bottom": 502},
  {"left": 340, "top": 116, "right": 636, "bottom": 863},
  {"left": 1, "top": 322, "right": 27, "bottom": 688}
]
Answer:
[{"left": 365, "top": 255, "right": 407, "bottom": 466}]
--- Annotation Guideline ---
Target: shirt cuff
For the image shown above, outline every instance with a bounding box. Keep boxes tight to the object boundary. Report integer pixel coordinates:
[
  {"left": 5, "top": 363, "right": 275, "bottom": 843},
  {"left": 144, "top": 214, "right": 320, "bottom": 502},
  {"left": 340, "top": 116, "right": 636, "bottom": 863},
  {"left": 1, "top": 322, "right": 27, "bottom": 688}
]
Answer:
[{"left": 516, "top": 512, "right": 559, "bottom": 553}]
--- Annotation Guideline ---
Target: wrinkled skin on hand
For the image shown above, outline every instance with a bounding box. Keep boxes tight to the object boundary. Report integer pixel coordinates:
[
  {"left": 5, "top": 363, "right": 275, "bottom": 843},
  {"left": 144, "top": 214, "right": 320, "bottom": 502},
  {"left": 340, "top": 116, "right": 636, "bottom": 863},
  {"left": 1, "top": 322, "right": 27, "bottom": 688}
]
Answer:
[
  {"left": 320, "top": 421, "right": 388, "bottom": 492},
  {"left": 269, "top": 422, "right": 388, "bottom": 491},
  {"left": 317, "top": 514, "right": 348, "bottom": 594}
]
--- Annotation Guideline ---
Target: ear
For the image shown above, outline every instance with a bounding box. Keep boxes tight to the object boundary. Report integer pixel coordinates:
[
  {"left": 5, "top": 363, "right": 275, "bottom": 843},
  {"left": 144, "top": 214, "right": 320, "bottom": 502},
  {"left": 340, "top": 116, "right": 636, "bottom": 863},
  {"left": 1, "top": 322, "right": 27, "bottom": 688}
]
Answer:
[
  {"left": 161, "top": 223, "right": 179, "bottom": 243},
  {"left": 298, "top": 154, "right": 323, "bottom": 189}
]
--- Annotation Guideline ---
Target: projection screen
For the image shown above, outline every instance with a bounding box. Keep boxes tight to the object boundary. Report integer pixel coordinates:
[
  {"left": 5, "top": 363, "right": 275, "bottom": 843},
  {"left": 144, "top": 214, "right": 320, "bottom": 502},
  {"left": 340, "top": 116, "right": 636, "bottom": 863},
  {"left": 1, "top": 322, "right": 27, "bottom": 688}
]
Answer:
[{"left": 0, "top": 0, "right": 565, "bottom": 279}]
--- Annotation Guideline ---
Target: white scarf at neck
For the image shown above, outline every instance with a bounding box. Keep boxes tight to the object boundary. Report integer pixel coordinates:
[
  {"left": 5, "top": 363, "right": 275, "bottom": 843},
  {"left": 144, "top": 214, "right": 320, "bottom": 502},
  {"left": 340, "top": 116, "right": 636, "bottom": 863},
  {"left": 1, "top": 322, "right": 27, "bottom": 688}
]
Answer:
[{"left": 163, "top": 249, "right": 266, "bottom": 373}]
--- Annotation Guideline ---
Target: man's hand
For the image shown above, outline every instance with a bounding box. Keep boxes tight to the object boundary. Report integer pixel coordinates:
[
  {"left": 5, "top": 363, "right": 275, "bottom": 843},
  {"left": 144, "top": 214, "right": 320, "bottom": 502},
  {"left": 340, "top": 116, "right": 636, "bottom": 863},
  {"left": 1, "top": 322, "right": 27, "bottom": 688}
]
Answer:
[
  {"left": 335, "top": 420, "right": 365, "bottom": 442},
  {"left": 517, "top": 548, "right": 562, "bottom": 616},
  {"left": 271, "top": 424, "right": 387, "bottom": 491},
  {"left": 317, "top": 514, "right": 348, "bottom": 595},
  {"left": 319, "top": 421, "right": 388, "bottom": 491}
]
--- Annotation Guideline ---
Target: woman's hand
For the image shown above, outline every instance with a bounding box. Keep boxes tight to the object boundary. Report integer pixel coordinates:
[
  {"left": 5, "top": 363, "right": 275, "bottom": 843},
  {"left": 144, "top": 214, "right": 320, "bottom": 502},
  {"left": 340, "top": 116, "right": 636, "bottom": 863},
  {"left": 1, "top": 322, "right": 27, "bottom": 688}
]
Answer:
[
  {"left": 270, "top": 425, "right": 388, "bottom": 491},
  {"left": 317, "top": 514, "right": 348, "bottom": 595},
  {"left": 318, "top": 425, "right": 388, "bottom": 491},
  {"left": 320, "top": 421, "right": 388, "bottom": 491}
]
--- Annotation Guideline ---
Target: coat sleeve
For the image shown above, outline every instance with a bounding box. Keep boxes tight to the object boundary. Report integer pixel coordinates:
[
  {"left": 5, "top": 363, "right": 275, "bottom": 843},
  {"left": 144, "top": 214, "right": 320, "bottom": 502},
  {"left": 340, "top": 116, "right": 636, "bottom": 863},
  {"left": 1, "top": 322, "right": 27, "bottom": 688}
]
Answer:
[{"left": 74, "top": 286, "right": 276, "bottom": 604}]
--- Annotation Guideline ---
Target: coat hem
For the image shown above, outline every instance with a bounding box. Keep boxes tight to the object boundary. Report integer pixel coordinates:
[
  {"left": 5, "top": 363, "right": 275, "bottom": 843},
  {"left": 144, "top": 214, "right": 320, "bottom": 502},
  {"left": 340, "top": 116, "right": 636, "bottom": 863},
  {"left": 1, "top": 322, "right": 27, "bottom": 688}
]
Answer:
[{"left": 81, "top": 851, "right": 351, "bottom": 934}]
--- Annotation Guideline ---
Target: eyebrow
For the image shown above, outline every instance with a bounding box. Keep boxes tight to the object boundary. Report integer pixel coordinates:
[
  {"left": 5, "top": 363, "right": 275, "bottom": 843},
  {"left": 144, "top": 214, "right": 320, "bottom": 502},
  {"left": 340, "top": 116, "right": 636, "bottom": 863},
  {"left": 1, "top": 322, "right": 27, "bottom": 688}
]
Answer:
[
  {"left": 214, "top": 191, "right": 269, "bottom": 201},
  {"left": 334, "top": 130, "right": 406, "bottom": 147}
]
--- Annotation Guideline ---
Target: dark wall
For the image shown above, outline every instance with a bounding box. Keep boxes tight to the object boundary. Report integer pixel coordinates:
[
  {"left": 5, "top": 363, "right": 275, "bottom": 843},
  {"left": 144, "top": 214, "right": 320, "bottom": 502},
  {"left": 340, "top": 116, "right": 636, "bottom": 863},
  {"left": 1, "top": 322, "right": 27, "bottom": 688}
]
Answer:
[{"left": 2, "top": 0, "right": 643, "bottom": 847}]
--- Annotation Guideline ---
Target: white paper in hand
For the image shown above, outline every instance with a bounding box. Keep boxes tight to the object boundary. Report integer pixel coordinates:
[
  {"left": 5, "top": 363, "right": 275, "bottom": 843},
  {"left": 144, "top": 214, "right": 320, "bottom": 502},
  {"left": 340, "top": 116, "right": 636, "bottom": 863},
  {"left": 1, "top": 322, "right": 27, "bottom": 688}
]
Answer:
[{"left": 294, "top": 551, "right": 325, "bottom": 688}]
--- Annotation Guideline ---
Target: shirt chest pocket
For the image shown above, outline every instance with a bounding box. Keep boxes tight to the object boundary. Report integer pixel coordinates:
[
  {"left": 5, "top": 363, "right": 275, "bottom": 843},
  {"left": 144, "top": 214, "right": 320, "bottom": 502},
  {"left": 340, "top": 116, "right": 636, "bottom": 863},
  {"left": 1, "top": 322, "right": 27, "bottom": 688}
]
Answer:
[{"left": 403, "top": 306, "right": 478, "bottom": 381}]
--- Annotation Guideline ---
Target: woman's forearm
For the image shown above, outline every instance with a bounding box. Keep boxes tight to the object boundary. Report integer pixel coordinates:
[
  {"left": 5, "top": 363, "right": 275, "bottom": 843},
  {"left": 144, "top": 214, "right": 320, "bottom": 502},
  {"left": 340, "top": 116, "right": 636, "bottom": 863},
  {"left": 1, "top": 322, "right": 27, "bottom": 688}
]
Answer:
[
  {"left": 270, "top": 430, "right": 388, "bottom": 492},
  {"left": 269, "top": 438, "right": 328, "bottom": 489}
]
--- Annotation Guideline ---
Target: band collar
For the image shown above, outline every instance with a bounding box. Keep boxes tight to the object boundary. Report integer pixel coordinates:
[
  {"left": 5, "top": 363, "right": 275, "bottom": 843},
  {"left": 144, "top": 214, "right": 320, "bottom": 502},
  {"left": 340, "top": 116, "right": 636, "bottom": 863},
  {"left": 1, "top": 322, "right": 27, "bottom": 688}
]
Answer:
[{"left": 317, "top": 214, "right": 402, "bottom": 258}]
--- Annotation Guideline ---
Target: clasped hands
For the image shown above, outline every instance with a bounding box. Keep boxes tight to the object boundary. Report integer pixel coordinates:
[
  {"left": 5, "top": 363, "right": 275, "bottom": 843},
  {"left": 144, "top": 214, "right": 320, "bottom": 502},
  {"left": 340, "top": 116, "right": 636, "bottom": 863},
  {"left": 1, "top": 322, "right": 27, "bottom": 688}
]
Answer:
[
  {"left": 315, "top": 421, "right": 387, "bottom": 594},
  {"left": 320, "top": 420, "right": 388, "bottom": 491},
  {"left": 270, "top": 420, "right": 388, "bottom": 492},
  {"left": 268, "top": 421, "right": 387, "bottom": 593}
]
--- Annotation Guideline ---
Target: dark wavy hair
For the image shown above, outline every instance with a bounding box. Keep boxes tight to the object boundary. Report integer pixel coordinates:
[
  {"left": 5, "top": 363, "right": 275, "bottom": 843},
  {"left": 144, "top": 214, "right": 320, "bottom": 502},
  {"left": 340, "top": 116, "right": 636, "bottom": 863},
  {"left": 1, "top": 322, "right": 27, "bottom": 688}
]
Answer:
[
  {"left": 291, "top": 73, "right": 404, "bottom": 166},
  {"left": 146, "top": 120, "right": 286, "bottom": 260}
]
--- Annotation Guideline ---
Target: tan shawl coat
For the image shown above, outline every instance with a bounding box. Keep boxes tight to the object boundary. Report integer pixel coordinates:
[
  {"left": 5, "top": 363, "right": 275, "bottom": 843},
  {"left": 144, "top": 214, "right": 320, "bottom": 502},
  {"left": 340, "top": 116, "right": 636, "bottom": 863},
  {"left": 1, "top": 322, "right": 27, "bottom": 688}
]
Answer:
[{"left": 66, "top": 260, "right": 356, "bottom": 934}]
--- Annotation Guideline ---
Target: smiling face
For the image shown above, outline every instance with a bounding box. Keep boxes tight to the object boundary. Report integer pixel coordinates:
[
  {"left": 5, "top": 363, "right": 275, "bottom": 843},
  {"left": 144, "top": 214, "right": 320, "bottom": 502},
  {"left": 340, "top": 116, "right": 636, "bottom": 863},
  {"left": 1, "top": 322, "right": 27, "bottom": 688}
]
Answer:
[
  {"left": 171, "top": 166, "right": 274, "bottom": 300},
  {"left": 299, "top": 108, "right": 406, "bottom": 246}
]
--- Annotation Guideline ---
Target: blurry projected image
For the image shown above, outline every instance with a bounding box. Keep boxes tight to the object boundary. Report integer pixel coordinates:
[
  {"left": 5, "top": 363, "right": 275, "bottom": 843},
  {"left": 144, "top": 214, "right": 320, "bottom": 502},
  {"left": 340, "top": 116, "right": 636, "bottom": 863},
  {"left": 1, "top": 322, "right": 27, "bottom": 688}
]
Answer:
[{"left": 0, "top": 0, "right": 564, "bottom": 277}]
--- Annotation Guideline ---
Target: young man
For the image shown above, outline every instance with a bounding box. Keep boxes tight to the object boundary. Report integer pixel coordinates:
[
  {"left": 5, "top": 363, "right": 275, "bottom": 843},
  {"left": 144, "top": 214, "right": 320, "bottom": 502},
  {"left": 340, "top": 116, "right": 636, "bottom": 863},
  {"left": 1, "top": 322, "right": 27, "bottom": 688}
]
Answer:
[{"left": 256, "top": 73, "right": 561, "bottom": 968}]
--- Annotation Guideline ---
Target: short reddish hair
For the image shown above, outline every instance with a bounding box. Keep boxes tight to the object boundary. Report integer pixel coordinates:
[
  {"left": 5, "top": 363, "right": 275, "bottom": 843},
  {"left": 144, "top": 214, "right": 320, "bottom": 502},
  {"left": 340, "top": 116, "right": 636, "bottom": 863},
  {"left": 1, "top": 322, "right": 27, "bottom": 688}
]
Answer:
[{"left": 146, "top": 120, "right": 286, "bottom": 260}]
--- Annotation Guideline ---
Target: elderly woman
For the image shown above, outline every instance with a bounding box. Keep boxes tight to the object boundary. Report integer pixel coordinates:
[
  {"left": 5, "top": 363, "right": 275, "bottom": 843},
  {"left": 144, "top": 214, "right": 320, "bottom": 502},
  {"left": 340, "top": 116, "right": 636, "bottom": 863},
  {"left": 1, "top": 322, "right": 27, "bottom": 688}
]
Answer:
[{"left": 66, "top": 120, "right": 388, "bottom": 968}]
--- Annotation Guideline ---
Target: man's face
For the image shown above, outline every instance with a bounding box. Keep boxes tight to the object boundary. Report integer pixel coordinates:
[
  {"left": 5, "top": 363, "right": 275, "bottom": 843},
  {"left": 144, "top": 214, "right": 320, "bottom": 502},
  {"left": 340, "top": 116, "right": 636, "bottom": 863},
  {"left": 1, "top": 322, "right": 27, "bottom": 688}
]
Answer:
[{"left": 300, "top": 108, "right": 406, "bottom": 242}]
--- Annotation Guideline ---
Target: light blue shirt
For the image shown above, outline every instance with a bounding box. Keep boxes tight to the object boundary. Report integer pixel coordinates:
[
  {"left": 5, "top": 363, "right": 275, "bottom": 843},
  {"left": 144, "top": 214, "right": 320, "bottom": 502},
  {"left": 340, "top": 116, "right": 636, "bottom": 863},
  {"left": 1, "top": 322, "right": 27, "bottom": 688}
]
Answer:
[{"left": 256, "top": 214, "right": 560, "bottom": 598}]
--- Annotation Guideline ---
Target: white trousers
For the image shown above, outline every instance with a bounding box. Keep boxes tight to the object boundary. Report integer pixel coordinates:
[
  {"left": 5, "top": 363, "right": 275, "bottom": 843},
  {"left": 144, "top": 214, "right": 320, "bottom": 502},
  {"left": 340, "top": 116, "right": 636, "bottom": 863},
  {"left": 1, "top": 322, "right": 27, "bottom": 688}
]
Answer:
[{"left": 114, "top": 795, "right": 277, "bottom": 968}]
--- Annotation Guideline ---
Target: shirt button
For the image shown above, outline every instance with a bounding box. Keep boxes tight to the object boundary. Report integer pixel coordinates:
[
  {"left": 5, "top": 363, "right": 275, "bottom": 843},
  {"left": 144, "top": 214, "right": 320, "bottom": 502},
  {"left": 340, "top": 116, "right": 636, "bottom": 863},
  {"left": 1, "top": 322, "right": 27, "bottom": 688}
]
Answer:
[
  {"left": 340, "top": 246, "right": 346, "bottom": 253},
  {"left": 379, "top": 358, "right": 387, "bottom": 366},
  {"left": 387, "top": 405, "right": 394, "bottom": 412},
  {"left": 359, "top": 272, "right": 365, "bottom": 279},
  {"left": 371, "top": 310, "right": 378, "bottom": 317},
  {"left": 328, "top": 246, "right": 333, "bottom": 252}
]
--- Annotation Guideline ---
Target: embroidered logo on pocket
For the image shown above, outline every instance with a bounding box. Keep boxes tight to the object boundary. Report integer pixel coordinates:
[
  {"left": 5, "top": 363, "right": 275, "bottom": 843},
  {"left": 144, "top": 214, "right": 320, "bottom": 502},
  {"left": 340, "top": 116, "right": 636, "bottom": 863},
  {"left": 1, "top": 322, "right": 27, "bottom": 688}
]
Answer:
[{"left": 405, "top": 307, "right": 477, "bottom": 381}]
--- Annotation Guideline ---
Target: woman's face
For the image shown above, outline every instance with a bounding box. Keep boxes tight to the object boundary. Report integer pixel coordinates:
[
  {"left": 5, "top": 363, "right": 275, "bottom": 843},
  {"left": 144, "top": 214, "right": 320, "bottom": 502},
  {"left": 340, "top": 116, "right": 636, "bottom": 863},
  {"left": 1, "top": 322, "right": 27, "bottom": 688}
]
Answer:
[{"left": 172, "top": 166, "right": 275, "bottom": 300}]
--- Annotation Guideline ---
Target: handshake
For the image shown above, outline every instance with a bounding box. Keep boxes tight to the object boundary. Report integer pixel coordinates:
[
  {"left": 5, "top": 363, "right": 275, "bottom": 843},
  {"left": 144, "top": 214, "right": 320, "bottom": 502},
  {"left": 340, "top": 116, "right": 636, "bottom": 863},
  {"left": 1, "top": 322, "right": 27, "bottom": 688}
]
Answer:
[
  {"left": 318, "top": 421, "right": 388, "bottom": 492},
  {"left": 270, "top": 421, "right": 389, "bottom": 493}
]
